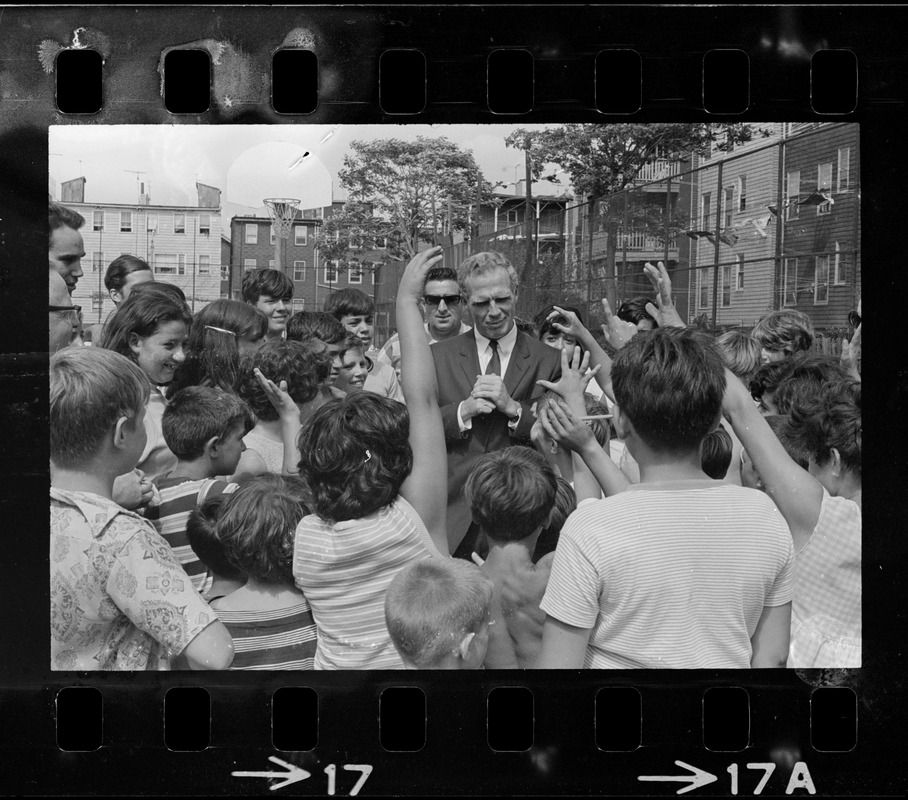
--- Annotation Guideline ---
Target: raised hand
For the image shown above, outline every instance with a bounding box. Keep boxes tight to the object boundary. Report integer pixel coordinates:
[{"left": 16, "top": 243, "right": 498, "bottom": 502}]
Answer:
[
  {"left": 254, "top": 368, "right": 298, "bottom": 421},
  {"left": 536, "top": 344, "right": 600, "bottom": 404},
  {"left": 399, "top": 245, "right": 444, "bottom": 300},
  {"left": 841, "top": 322, "right": 861, "bottom": 380},
  {"left": 643, "top": 260, "right": 685, "bottom": 328},
  {"left": 546, "top": 305, "right": 589, "bottom": 341},
  {"left": 600, "top": 297, "right": 639, "bottom": 350},
  {"left": 540, "top": 398, "right": 596, "bottom": 454}
]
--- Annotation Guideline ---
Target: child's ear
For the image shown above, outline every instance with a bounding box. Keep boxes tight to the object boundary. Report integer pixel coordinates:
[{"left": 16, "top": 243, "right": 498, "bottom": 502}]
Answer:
[
  {"left": 127, "top": 332, "right": 142, "bottom": 356},
  {"left": 457, "top": 631, "right": 477, "bottom": 663},
  {"left": 113, "top": 416, "right": 130, "bottom": 450},
  {"left": 611, "top": 404, "right": 630, "bottom": 440},
  {"left": 830, "top": 447, "right": 843, "bottom": 477},
  {"left": 205, "top": 435, "right": 221, "bottom": 459},
  {"left": 707, "top": 411, "right": 723, "bottom": 435}
]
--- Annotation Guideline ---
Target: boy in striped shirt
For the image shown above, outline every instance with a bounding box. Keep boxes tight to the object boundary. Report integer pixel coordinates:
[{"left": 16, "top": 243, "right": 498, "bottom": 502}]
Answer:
[
  {"left": 538, "top": 327, "right": 794, "bottom": 669},
  {"left": 146, "top": 386, "right": 253, "bottom": 592}
]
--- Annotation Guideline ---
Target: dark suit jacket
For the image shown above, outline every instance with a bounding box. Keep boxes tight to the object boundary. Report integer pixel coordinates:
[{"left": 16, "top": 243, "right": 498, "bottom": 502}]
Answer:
[{"left": 431, "top": 328, "right": 562, "bottom": 550}]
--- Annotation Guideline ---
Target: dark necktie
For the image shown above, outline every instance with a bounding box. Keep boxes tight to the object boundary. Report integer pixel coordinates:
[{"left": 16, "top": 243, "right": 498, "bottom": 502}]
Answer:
[{"left": 485, "top": 338, "right": 501, "bottom": 376}]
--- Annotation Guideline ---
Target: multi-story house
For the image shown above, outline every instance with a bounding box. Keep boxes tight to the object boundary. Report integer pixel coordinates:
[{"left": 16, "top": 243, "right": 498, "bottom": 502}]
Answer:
[
  {"left": 779, "top": 123, "right": 860, "bottom": 330},
  {"left": 226, "top": 202, "right": 387, "bottom": 331},
  {"left": 684, "top": 123, "right": 859, "bottom": 332},
  {"left": 63, "top": 180, "right": 223, "bottom": 322}
]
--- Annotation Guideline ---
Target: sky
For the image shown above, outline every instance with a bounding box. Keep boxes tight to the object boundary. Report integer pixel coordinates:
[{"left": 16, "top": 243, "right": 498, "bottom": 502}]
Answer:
[{"left": 49, "top": 124, "right": 574, "bottom": 229}]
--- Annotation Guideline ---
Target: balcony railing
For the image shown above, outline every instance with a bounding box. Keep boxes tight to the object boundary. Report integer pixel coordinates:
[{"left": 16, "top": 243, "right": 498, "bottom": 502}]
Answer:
[
  {"left": 619, "top": 231, "right": 678, "bottom": 250},
  {"left": 634, "top": 159, "right": 685, "bottom": 184}
]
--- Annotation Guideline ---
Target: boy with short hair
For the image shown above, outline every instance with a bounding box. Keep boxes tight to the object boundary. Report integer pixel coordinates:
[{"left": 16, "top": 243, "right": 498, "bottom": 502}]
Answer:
[
  {"left": 50, "top": 347, "right": 234, "bottom": 670},
  {"left": 464, "top": 446, "right": 559, "bottom": 668},
  {"left": 146, "top": 386, "right": 254, "bottom": 592},
  {"left": 186, "top": 494, "right": 246, "bottom": 602},
  {"left": 538, "top": 327, "right": 794, "bottom": 669},
  {"left": 242, "top": 268, "right": 294, "bottom": 342},
  {"left": 385, "top": 558, "right": 494, "bottom": 670},
  {"left": 324, "top": 288, "right": 404, "bottom": 402}
]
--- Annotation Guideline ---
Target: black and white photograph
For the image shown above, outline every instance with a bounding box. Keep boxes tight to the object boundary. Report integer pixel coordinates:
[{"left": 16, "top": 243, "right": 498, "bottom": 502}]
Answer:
[{"left": 48, "top": 122, "right": 861, "bottom": 673}]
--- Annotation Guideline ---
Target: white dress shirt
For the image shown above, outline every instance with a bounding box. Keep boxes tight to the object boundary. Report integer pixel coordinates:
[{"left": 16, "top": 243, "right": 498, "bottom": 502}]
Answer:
[{"left": 457, "top": 323, "right": 521, "bottom": 432}]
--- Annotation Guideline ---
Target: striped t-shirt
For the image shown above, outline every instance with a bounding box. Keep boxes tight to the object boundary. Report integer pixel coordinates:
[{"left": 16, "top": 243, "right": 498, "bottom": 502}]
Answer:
[
  {"left": 540, "top": 480, "right": 795, "bottom": 669},
  {"left": 293, "top": 496, "right": 440, "bottom": 670},
  {"left": 216, "top": 601, "right": 317, "bottom": 670},
  {"left": 146, "top": 477, "right": 239, "bottom": 593}
]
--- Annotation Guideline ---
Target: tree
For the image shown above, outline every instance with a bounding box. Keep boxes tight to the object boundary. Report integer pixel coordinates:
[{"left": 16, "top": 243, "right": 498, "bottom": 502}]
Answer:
[
  {"left": 325, "top": 136, "right": 495, "bottom": 261},
  {"left": 505, "top": 124, "right": 770, "bottom": 307}
]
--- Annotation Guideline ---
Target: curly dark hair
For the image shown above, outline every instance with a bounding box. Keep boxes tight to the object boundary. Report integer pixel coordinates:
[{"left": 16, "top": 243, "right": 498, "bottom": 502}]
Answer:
[
  {"left": 786, "top": 379, "right": 861, "bottom": 479},
  {"left": 238, "top": 340, "right": 330, "bottom": 421},
  {"left": 297, "top": 392, "right": 412, "bottom": 522},
  {"left": 772, "top": 354, "right": 851, "bottom": 416},
  {"left": 216, "top": 474, "right": 311, "bottom": 583}
]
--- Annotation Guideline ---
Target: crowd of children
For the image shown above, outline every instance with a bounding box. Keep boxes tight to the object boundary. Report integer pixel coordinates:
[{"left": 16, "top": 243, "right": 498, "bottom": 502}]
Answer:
[{"left": 50, "top": 249, "right": 861, "bottom": 672}]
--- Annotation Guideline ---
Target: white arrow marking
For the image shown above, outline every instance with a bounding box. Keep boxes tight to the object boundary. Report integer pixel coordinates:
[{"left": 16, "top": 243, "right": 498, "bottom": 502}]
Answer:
[
  {"left": 638, "top": 760, "right": 718, "bottom": 795},
  {"left": 232, "top": 756, "right": 311, "bottom": 791}
]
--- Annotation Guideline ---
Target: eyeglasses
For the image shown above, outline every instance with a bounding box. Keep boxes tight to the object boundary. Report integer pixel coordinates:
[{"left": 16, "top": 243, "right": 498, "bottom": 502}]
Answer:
[
  {"left": 49, "top": 305, "right": 81, "bottom": 315},
  {"left": 424, "top": 294, "right": 462, "bottom": 307},
  {"left": 848, "top": 310, "right": 861, "bottom": 328}
]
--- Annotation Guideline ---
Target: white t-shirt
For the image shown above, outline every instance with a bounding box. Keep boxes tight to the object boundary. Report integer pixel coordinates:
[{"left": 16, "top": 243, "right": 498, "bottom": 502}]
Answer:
[{"left": 540, "top": 480, "right": 795, "bottom": 669}]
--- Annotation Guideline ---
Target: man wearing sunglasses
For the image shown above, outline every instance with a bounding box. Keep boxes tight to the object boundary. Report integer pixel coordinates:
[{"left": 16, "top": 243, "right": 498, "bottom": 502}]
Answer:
[
  {"left": 376, "top": 265, "right": 471, "bottom": 379},
  {"left": 49, "top": 269, "right": 81, "bottom": 352}
]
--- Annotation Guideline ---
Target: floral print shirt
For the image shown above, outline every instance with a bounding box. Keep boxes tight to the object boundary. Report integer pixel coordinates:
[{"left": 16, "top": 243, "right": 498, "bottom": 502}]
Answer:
[{"left": 51, "top": 487, "right": 217, "bottom": 670}]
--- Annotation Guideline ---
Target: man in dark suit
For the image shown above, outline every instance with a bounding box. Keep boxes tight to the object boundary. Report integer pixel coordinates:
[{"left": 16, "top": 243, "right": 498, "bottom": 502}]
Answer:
[{"left": 432, "top": 251, "right": 561, "bottom": 558}]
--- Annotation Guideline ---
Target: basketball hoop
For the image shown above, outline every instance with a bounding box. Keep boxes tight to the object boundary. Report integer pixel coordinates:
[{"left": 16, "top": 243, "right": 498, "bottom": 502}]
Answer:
[{"left": 264, "top": 198, "right": 300, "bottom": 240}]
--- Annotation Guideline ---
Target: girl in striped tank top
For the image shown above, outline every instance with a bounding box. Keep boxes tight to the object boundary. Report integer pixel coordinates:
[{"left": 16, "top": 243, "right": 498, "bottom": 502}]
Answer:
[
  {"left": 285, "top": 248, "right": 452, "bottom": 670},
  {"left": 209, "top": 474, "right": 317, "bottom": 670}
]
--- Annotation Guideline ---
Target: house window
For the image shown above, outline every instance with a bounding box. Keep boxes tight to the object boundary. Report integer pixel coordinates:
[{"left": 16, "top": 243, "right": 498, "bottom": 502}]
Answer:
[
  {"left": 293, "top": 261, "right": 306, "bottom": 282},
  {"left": 814, "top": 255, "right": 830, "bottom": 304},
  {"left": 837, "top": 147, "right": 851, "bottom": 191},
  {"left": 506, "top": 210, "right": 519, "bottom": 227},
  {"left": 324, "top": 261, "right": 339, "bottom": 284},
  {"left": 199, "top": 214, "right": 211, "bottom": 235},
  {"left": 294, "top": 225, "right": 307, "bottom": 246},
  {"left": 245, "top": 224, "right": 257, "bottom": 244},
  {"left": 155, "top": 254, "right": 177, "bottom": 275},
  {"left": 270, "top": 225, "right": 276, "bottom": 245},
  {"left": 786, "top": 171, "right": 800, "bottom": 220},
  {"left": 834, "top": 241, "right": 849, "bottom": 284},
  {"left": 817, "top": 163, "right": 833, "bottom": 215},
  {"left": 243, "top": 258, "right": 256, "bottom": 271},
  {"left": 374, "top": 235, "right": 387, "bottom": 249},
  {"left": 292, "top": 299, "right": 306, "bottom": 312},
  {"left": 735, "top": 254, "right": 745, "bottom": 291},
  {"left": 698, "top": 270, "right": 709, "bottom": 309},
  {"left": 721, "top": 265, "right": 732, "bottom": 308},
  {"left": 198, "top": 255, "right": 210, "bottom": 275},
  {"left": 737, "top": 175, "right": 747, "bottom": 212},
  {"left": 146, "top": 212, "right": 158, "bottom": 232},
  {"left": 92, "top": 252, "right": 104, "bottom": 272},
  {"left": 220, "top": 265, "right": 229, "bottom": 281},
  {"left": 92, "top": 211, "right": 104, "bottom": 231},
  {"left": 302, "top": 207, "right": 323, "bottom": 219},
  {"left": 723, "top": 187, "right": 734, "bottom": 228},
  {"left": 269, "top": 260, "right": 275, "bottom": 268},
  {"left": 700, "top": 192, "right": 711, "bottom": 230},
  {"left": 783, "top": 258, "right": 798, "bottom": 306},
  {"left": 372, "top": 263, "right": 379, "bottom": 284},
  {"left": 178, "top": 254, "right": 185, "bottom": 276},
  {"left": 348, "top": 260, "right": 363, "bottom": 284},
  {"left": 174, "top": 213, "right": 186, "bottom": 234},
  {"left": 120, "top": 211, "right": 132, "bottom": 232}
]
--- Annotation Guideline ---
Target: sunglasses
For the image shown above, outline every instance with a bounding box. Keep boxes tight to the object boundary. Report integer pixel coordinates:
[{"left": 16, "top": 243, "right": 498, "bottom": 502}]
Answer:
[
  {"left": 49, "top": 304, "right": 82, "bottom": 315},
  {"left": 848, "top": 311, "right": 861, "bottom": 328},
  {"left": 424, "top": 294, "right": 462, "bottom": 307}
]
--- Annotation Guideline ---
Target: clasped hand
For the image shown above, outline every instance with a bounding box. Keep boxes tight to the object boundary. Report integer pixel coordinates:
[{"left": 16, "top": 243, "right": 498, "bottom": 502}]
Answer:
[{"left": 470, "top": 374, "right": 516, "bottom": 417}]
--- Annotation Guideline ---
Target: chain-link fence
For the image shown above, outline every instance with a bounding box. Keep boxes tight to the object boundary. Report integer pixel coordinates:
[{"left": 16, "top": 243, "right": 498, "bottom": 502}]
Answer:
[{"left": 373, "top": 124, "right": 860, "bottom": 347}]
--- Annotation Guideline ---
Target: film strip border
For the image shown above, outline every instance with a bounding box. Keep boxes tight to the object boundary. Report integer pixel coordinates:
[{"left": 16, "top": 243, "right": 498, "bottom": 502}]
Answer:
[
  {"left": 54, "top": 47, "right": 859, "bottom": 117},
  {"left": 2, "top": 678, "right": 866, "bottom": 795}
]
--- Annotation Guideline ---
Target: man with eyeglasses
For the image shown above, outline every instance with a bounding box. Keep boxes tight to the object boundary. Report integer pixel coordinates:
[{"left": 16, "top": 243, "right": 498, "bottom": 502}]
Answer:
[
  {"left": 49, "top": 269, "right": 81, "bottom": 352},
  {"left": 376, "top": 265, "right": 471, "bottom": 380}
]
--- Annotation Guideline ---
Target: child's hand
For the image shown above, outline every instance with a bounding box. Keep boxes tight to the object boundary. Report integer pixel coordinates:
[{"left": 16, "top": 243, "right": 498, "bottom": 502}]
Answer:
[
  {"left": 546, "top": 305, "right": 589, "bottom": 341},
  {"left": 536, "top": 344, "right": 600, "bottom": 403},
  {"left": 113, "top": 469, "right": 154, "bottom": 510},
  {"left": 643, "top": 261, "right": 686, "bottom": 329},
  {"left": 254, "top": 368, "right": 298, "bottom": 421},
  {"left": 841, "top": 322, "right": 861, "bottom": 379},
  {"left": 540, "top": 399, "right": 596, "bottom": 454},
  {"left": 398, "top": 246, "right": 445, "bottom": 301},
  {"left": 600, "top": 297, "right": 639, "bottom": 350}
]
